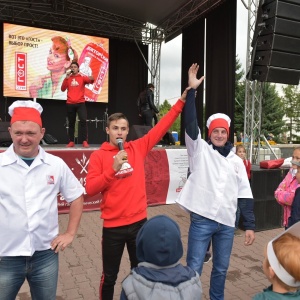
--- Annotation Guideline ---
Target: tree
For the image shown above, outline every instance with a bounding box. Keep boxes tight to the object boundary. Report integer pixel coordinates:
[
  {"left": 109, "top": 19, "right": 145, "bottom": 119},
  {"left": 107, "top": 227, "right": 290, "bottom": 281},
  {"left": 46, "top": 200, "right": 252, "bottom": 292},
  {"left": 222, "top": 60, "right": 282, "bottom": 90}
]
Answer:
[
  {"left": 281, "top": 85, "right": 300, "bottom": 142},
  {"left": 260, "top": 83, "right": 285, "bottom": 141},
  {"left": 158, "top": 99, "right": 181, "bottom": 137},
  {"left": 234, "top": 56, "right": 286, "bottom": 143}
]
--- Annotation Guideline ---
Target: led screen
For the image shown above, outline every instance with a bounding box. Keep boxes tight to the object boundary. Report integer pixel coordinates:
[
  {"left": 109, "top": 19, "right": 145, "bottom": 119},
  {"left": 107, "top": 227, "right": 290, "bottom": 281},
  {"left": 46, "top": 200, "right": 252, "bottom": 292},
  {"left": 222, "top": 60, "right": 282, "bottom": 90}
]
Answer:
[{"left": 3, "top": 23, "right": 109, "bottom": 102}]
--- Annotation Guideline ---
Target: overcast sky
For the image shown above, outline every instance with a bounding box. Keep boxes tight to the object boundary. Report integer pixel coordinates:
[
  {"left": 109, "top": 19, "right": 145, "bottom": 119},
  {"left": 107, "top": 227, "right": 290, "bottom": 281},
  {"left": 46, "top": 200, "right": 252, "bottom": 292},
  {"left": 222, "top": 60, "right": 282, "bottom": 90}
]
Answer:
[{"left": 157, "top": 0, "right": 248, "bottom": 105}]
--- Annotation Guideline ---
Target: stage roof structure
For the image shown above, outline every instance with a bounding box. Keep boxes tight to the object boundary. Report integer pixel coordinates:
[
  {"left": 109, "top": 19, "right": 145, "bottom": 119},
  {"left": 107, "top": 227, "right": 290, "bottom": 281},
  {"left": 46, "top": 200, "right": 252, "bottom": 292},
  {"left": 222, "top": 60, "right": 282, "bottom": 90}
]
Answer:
[
  {"left": 0, "top": 0, "right": 226, "bottom": 43},
  {"left": 0, "top": 0, "right": 228, "bottom": 107}
]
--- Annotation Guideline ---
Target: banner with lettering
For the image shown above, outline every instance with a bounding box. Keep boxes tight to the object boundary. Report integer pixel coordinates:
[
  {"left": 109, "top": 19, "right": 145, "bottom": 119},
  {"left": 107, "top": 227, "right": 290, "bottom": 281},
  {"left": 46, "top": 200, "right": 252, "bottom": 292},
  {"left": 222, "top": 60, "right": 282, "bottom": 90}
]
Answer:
[
  {"left": 0, "top": 148, "right": 189, "bottom": 213},
  {"left": 3, "top": 23, "right": 109, "bottom": 103}
]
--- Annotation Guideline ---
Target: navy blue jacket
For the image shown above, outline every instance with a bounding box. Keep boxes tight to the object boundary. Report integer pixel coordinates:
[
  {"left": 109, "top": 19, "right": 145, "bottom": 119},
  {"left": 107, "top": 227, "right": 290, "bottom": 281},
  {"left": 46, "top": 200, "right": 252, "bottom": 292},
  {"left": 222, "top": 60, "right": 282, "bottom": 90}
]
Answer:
[{"left": 288, "top": 187, "right": 300, "bottom": 228}]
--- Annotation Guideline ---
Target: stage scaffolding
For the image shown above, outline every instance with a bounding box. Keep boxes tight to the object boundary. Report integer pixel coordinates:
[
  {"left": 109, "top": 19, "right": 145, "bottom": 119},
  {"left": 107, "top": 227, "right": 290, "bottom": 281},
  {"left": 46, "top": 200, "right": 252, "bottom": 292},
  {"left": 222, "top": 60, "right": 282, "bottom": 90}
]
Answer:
[{"left": 244, "top": 0, "right": 264, "bottom": 164}]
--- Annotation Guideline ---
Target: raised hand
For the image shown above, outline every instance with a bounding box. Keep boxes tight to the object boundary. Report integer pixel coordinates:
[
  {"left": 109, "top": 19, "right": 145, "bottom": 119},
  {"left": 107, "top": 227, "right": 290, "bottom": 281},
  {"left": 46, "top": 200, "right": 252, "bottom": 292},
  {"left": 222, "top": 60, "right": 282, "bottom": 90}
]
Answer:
[
  {"left": 188, "top": 63, "right": 204, "bottom": 89},
  {"left": 180, "top": 87, "right": 191, "bottom": 102}
]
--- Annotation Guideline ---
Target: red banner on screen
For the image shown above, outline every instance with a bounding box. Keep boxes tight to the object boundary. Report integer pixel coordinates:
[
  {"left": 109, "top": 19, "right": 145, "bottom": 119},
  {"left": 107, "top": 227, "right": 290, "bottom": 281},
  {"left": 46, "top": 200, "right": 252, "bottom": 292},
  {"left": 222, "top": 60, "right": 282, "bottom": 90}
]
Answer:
[
  {"left": 15, "top": 52, "right": 27, "bottom": 91},
  {"left": 4, "top": 23, "right": 109, "bottom": 102}
]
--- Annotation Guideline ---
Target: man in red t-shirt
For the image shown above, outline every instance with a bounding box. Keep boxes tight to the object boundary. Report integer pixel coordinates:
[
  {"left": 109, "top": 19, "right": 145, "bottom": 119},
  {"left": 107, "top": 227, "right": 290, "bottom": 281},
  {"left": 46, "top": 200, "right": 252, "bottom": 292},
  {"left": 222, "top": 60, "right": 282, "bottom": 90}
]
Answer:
[{"left": 61, "top": 62, "right": 94, "bottom": 148}]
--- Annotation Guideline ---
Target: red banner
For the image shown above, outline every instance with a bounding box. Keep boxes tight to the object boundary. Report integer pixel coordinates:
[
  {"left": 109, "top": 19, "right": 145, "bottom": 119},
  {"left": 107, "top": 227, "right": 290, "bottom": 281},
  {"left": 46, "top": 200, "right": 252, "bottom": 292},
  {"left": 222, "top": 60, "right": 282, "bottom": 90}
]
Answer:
[
  {"left": 47, "top": 150, "right": 102, "bottom": 213},
  {"left": 144, "top": 149, "right": 170, "bottom": 205},
  {"left": 50, "top": 149, "right": 173, "bottom": 212},
  {"left": 0, "top": 148, "right": 189, "bottom": 213}
]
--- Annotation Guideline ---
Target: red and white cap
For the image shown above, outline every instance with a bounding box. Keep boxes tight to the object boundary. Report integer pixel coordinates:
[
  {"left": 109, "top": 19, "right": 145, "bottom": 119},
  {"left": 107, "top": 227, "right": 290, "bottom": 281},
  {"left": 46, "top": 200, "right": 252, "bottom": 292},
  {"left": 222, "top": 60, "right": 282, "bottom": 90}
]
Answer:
[
  {"left": 206, "top": 113, "right": 231, "bottom": 137},
  {"left": 8, "top": 100, "right": 43, "bottom": 127}
]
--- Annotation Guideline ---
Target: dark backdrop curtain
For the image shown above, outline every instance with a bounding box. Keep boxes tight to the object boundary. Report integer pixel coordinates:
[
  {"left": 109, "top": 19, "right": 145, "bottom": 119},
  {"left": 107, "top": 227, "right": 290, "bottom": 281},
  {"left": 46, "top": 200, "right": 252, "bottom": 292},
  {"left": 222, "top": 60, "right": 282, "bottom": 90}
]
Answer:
[
  {"left": 108, "top": 39, "right": 148, "bottom": 128},
  {"left": 181, "top": 18, "right": 205, "bottom": 145},
  {"left": 205, "top": 0, "right": 237, "bottom": 142}
]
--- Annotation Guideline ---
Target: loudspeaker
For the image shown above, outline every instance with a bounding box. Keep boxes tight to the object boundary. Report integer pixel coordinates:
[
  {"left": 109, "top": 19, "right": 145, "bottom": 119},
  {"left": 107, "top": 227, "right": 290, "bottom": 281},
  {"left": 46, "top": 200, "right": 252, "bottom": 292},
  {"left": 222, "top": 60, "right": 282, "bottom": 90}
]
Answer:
[
  {"left": 251, "top": 65, "right": 300, "bottom": 84},
  {"left": 248, "top": 0, "right": 300, "bottom": 85},
  {"left": 256, "top": 34, "right": 300, "bottom": 53},
  {"left": 0, "top": 122, "right": 12, "bottom": 147},
  {"left": 126, "top": 125, "right": 151, "bottom": 141}
]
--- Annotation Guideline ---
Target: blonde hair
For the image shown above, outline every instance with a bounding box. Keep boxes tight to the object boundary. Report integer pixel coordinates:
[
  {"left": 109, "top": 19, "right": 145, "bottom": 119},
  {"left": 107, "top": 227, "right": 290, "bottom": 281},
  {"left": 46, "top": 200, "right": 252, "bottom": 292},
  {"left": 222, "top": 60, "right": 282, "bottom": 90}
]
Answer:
[
  {"left": 236, "top": 144, "right": 246, "bottom": 154},
  {"left": 266, "top": 233, "right": 300, "bottom": 290}
]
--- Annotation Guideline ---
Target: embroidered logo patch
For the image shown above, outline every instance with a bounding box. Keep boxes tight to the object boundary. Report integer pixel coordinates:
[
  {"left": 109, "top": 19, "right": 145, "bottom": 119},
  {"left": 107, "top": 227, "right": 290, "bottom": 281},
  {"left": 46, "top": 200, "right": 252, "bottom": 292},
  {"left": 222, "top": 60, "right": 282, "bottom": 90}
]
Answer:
[{"left": 47, "top": 175, "right": 55, "bottom": 184}]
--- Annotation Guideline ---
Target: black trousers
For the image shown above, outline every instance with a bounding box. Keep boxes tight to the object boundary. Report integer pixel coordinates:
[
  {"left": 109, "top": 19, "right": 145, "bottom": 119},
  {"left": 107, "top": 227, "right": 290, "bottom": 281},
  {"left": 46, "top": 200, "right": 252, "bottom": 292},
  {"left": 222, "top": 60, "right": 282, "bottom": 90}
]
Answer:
[
  {"left": 66, "top": 103, "right": 88, "bottom": 142},
  {"left": 141, "top": 109, "right": 154, "bottom": 127},
  {"left": 153, "top": 112, "right": 158, "bottom": 125},
  {"left": 100, "top": 218, "right": 147, "bottom": 300}
]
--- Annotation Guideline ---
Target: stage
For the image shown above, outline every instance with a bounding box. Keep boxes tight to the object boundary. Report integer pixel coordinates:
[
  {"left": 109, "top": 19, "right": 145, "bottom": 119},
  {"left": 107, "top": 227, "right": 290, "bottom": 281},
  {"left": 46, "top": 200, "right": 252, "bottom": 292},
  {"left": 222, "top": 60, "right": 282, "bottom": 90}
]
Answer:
[
  {"left": 0, "top": 144, "right": 189, "bottom": 212},
  {"left": 0, "top": 144, "right": 289, "bottom": 231}
]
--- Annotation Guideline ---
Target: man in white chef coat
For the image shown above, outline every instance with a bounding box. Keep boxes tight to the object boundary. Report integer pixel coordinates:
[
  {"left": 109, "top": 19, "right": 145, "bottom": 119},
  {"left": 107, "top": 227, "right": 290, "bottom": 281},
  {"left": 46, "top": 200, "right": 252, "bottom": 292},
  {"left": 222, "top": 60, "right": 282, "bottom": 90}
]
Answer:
[
  {"left": 176, "top": 64, "right": 255, "bottom": 300},
  {"left": 0, "top": 100, "right": 84, "bottom": 300}
]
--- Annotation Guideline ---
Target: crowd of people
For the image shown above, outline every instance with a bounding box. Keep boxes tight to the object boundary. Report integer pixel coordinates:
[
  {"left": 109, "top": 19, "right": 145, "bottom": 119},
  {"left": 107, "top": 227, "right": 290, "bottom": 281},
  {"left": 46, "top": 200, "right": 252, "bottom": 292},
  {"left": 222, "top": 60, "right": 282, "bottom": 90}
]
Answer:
[{"left": 1, "top": 63, "right": 300, "bottom": 300}]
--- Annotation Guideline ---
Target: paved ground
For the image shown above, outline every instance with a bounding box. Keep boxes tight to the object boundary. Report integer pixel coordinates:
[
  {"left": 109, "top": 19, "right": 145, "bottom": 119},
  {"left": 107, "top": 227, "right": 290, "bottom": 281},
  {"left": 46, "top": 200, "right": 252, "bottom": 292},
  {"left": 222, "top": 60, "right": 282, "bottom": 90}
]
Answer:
[{"left": 17, "top": 204, "right": 284, "bottom": 300}]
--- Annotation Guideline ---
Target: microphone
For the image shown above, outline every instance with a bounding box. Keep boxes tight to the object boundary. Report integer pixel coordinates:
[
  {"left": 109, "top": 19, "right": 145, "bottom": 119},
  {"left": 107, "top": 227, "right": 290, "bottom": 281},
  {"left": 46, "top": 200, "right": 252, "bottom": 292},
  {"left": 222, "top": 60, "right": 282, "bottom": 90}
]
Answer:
[
  {"left": 66, "top": 69, "right": 73, "bottom": 75},
  {"left": 116, "top": 138, "right": 124, "bottom": 150}
]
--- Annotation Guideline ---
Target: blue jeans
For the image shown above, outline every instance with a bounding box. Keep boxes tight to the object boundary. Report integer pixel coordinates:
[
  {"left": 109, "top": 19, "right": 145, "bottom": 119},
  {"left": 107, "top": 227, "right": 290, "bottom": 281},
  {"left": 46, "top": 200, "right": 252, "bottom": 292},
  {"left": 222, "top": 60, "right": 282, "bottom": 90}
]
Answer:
[
  {"left": 0, "top": 249, "right": 58, "bottom": 300},
  {"left": 187, "top": 213, "right": 234, "bottom": 300}
]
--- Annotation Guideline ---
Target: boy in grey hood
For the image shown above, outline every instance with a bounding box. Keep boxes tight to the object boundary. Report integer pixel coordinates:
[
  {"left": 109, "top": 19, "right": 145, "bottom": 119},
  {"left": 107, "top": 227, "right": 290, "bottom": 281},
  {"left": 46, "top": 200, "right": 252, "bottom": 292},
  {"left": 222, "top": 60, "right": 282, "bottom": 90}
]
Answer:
[{"left": 121, "top": 215, "right": 202, "bottom": 300}]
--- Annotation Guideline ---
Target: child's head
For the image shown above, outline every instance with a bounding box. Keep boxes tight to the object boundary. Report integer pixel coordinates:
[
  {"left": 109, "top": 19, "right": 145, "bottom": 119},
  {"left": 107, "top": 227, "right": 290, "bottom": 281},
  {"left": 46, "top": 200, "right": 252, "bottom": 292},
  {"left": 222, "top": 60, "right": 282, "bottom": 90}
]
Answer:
[
  {"left": 236, "top": 144, "right": 246, "bottom": 160},
  {"left": 291, "top": 147, "right": 300, "bottom": 169},
  {"left": 263, "top": 222, "right": 300, "bottom": 291},
  {"left": 136, "top": 215, "right": 183, "bottom": 266},
  {"left": 290, "top": 160, "right": 300, "bottom": 184}
]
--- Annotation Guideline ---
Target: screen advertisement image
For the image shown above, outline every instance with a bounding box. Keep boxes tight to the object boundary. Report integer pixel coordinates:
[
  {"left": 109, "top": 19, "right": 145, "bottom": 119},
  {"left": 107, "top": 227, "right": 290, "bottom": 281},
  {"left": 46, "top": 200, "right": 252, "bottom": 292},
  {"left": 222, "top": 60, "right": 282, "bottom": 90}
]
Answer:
[{"left": 3, "top": 23, "right": 109, "bottom": 102}]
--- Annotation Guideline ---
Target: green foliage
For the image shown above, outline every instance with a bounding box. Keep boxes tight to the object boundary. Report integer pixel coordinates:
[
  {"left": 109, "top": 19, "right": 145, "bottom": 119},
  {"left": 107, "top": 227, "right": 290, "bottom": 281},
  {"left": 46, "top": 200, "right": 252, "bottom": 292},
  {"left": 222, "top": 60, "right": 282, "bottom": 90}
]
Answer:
[
  {"left": 158, "top": 100, "right": 181, "bottom": 137},
  {"left": 234, "top": 56, "right": 287, "bottom": 142},
  {"left": 159, "top": 56, "right": 300, "bottom": 144},
  {"left": 260, "top": 83, "right": 285, "bottom": 140},
  {"left": 281, "top": 85, "right": 300, "bottom": 141}
]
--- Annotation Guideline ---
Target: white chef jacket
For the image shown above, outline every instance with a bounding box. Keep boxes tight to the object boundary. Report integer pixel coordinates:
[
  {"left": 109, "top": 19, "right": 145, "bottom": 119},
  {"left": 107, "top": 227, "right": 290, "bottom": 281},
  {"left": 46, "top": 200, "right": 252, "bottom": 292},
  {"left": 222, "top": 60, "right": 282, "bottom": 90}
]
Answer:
[
  {"left": 176, "top": 131, "right": 253, "bottom": 227},
  {"left": 0, "top": 145, "right": 84, "bottom": 256}
]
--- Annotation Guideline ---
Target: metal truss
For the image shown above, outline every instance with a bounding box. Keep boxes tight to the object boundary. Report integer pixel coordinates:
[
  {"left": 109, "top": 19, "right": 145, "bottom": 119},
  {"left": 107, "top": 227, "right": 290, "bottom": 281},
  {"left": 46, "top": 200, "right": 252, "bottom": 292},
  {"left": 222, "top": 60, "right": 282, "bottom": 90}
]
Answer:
[
  {"left": 134, "top": 26, "right": 164, "bottom": 107},
  {"left": 244, "top": 0, "right": 263, "bottom": 164},
  {"left": 0, "top": 0, "right": 147, "bottom": 42},
  {"left": 160, "top": 0, "right": 226, "bottom": 42},
  {"left": 149, "top": 28, "right": 164, "bottom": 107},
  {"left": 0, "top": 0, "right": 225, "bottom": 44},
  {"left": 0, "top": 0, "right": 226, "bottom": 108}
]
